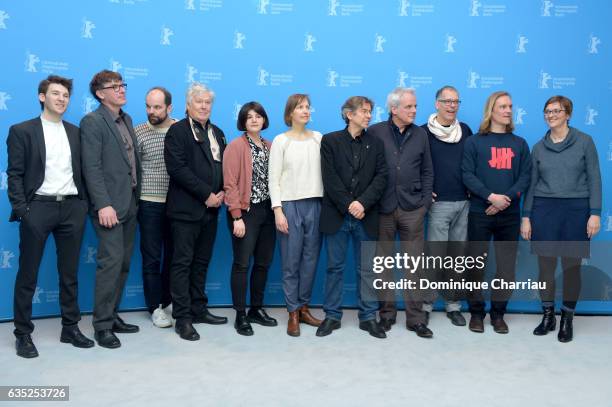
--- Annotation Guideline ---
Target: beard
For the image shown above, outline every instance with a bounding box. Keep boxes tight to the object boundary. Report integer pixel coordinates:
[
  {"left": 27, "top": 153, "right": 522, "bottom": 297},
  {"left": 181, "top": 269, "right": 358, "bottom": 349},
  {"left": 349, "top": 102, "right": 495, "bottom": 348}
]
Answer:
[{"left": 148, "top": 112, "right": 167, "bottom": 126}]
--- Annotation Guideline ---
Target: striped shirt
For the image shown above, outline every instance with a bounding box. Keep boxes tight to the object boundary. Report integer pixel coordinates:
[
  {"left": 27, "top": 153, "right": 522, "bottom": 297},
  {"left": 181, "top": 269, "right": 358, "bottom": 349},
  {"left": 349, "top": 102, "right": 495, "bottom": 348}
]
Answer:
[{"left": 134, "top": 121, "right": 173, "bottom": 202}]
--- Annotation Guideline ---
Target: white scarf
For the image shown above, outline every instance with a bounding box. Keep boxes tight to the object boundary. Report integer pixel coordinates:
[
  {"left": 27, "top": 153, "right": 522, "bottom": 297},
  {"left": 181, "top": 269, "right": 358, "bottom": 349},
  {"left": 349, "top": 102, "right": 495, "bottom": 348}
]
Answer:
[{"left": 427, "top": 113, "right": 462, "bottom": 143}]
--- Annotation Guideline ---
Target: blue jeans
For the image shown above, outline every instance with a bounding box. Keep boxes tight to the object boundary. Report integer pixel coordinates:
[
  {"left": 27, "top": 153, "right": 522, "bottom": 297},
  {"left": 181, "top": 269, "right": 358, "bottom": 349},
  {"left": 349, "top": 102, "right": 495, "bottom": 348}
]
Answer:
[
  {"left": 323, "top": 215, "right": 378, "bottom": 322},
  {"left": 137, "top": 200, "right": 172, "bottom": 313}
]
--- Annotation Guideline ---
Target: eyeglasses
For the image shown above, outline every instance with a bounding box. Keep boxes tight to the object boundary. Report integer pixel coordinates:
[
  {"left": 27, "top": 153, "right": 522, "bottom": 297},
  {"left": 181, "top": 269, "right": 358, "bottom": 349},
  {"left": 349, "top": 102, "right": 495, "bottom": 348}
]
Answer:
[
  {"left": 543, "top": 108, "right": 565, "bottom": 116},
  {"left": 100, "top": 83, "right": 128, "bottom": 92},
  {"left": 438, "top": 99, "right": 461, "bottom": 106}
]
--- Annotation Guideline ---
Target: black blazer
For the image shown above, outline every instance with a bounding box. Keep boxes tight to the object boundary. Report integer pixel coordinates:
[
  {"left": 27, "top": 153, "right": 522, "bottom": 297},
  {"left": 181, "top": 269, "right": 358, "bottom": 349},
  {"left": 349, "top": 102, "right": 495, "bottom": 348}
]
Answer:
[
  {"left": 368, "top": 119, "right": 434, "bottom": 214},
  {"left": 320, "top": 128, "right": 388, "bottom": 238},
  {"left": 164, "top": 117, "right": 227, "bottom": 222},
  {"left": 6, "top": 117, "right": 85, "bottom": 222},
  {"left": 80, "top": 105, "right": 141, "bottom": 221}
]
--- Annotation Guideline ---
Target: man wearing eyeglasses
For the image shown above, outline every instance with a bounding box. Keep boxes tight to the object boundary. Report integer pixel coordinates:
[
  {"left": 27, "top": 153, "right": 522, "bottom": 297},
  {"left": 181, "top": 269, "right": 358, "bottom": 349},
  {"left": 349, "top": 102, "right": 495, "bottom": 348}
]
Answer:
[
  {"left": 81, "top": 70, "right": 141, "bottom": 349},
  {"left": 368, "top": 87, "right": 434, "bottom": 338},
  {"left": 164, "top": 82, "right": 228, "bottom": 341},
  {"left": 421, "top": 85, "right": 473, "bottom": 328}
]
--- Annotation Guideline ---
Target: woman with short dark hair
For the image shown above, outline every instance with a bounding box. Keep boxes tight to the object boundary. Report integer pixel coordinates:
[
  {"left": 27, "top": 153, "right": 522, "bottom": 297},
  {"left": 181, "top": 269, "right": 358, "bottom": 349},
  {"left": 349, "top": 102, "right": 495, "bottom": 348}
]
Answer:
[
  {"left": 521, "top": 95, "right": 602, "bottom": 343},
  {"left": 223, "top": 101, "right": 277, "bottom": 336}
]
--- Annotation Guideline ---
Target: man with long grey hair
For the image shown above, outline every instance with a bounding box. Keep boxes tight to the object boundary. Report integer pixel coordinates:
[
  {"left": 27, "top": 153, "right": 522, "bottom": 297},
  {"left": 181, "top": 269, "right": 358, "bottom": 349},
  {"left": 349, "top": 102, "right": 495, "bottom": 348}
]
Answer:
[{"left": 164, "top": 82, "right": 228, "bottom": 341}]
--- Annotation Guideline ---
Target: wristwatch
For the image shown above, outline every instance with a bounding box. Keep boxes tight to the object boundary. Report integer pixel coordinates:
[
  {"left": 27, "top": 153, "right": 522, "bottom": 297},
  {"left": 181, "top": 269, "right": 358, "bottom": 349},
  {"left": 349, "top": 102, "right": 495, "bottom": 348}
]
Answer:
[{"left": 232, "top": 216, "right": 242, "bottom": 222}]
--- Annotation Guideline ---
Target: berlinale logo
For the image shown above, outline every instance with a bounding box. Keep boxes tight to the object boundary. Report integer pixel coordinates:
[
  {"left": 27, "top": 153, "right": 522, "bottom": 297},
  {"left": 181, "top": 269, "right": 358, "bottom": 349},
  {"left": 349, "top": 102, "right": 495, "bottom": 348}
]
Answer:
[
  {"left": 398, "top": 0, "right": 409, "bottom": 16},
  {"left": 0, "top": 248, "right": 15, "bottom": 269},
  {"left": 588, "top": 34, "right": 600, "bottom": 54},
  {"left": 445, "top": 34, "right": 457, "bottom": 53},
  {"left": 234, "top": 31, "right": 246, "bottom": 49},
  {"left": 160, "top": 26, "right": 174, "bottom": 46},
  {"left": 0, "top": 92, "right": 10, "bottom": 111},
  {"left": 82, "top": 18, "right": 95, "bottom": 39},
  {"left": 25, "top": 51, "right": 40, "bottom": 73},
  {"left": 374, "top": 34, "right": 386, "bottom": 53},
  {"left": 0, "top": 10, "right": 9, "bottom": 29},
  {"left": 327, "top": 69, "right": 339, "bottom": 87},
  {"left": 516, "top": 35, "right": 528, "bottom": 53},
  {"left": 304, "top": 33, "right": 316, "bottom": 52}
]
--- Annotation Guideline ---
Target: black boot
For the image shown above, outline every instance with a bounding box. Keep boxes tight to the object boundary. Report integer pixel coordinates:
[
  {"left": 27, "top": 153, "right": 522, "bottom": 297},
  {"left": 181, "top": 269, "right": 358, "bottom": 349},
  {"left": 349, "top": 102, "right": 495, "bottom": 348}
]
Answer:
[
  {"left": 533, "top": 306, "right": 556, "bottom": 336},
  {"left": 558, "top": 309, "right": 574, "bottom": 343}
]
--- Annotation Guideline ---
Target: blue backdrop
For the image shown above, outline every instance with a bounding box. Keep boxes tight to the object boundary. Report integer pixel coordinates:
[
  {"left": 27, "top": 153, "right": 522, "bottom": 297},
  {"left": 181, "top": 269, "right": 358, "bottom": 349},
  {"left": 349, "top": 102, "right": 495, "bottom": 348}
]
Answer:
[{"left": 0, "top": 0, "right": 610, "bottom": 320}]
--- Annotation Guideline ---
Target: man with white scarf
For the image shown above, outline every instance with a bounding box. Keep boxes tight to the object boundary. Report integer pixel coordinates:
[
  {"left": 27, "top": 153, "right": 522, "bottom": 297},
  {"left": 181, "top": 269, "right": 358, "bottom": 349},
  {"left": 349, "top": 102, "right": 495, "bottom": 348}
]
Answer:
[{"left": 421, "top": 85, "right": 473, "bottom": 327}]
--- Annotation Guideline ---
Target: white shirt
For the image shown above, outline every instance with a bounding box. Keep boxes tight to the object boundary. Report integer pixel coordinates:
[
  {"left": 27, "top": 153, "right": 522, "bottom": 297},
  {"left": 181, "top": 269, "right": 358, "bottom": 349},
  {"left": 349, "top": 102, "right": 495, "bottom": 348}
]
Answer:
[
  {"left": 268, "top": 131, "right": 324, "bottom": 208},
  {"left": 36, "top": 116, "right": 78, "bottom": 196}
]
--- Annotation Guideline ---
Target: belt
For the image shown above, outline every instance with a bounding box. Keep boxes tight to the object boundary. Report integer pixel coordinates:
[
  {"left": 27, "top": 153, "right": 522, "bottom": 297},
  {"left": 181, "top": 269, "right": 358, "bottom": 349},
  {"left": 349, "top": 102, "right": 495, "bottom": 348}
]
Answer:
[{"left": 32, "top": 194, "right": 79, "bottom": 202}]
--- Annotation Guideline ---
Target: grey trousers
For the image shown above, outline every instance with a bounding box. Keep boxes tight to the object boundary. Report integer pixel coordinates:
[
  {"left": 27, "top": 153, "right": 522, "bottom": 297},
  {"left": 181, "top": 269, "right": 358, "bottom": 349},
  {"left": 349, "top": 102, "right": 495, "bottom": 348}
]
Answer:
[
  {"left": 377, "top": 205, "right": 427, "bottom": 326},
  {"left": 424, "top": 200, "right": 469, "bottom": 313},
  {"left": 92, "top": 195, "right": 138, "bottom": 331},
  {"left": 278, "top": 198, "right": 321, "bottom": 312}
]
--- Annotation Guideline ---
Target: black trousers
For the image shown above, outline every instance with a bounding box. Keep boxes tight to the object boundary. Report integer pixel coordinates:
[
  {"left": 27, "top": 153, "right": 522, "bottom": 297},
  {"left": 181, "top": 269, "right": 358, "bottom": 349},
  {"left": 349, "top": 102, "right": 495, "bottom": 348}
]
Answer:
[
  {"left": 467, "top": 211, "right": 520, "bottom": 319},
  {"left": 170, "top": 211, "right": 218, "bottom": 323},
  {"left": 92, "top": 194, "right": 138, "bottom": 331},
  {"left": 227, "top": 201, "right": 276, "bottom": 312},
  {"left": 13, "top": 198, "right": 88, "bottom": 337},
  {"left": 538, "top": 256, "right": 582, "bottom": 310},
  {"left": 137, "top": 200, "right": 172, "bottom": 313}
]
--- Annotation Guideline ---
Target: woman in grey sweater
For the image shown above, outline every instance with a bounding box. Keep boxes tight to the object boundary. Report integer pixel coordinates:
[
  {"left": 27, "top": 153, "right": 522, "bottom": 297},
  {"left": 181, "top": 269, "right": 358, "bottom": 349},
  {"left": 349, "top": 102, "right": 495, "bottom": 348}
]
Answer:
[{"left": 521, "top": 95, "right": 602, "bottom": 343}]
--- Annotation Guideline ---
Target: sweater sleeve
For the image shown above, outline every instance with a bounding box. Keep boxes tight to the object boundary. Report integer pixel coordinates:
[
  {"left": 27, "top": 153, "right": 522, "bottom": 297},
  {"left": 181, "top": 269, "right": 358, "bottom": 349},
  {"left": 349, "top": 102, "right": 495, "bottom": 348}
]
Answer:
[
  {"left": 521, "top": 146, "right": 538, "bottom": 218},
  {"left": 268, "top": 135, "right": 284, "bottom": 209},
  {"left": 461, "top": 137, "right": 493, "bottom": 201},
  {"left": 419, "top": 132, "right": 434, "bottom": 210},
  {"left": 584, "top": 135, "right": 602, "bottom": 215},
  {"left": 503, "top": 138, "right": 531, "bottom": 201}
]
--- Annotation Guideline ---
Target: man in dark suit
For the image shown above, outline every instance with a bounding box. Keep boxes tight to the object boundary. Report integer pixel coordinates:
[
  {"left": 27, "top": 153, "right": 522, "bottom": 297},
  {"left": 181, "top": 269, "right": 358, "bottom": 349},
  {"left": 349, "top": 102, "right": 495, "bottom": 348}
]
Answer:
[
  {"left": 368, "top": 87, "right": 434, "bottom": 338},
  {"left": 164, "top": 82, "right": 228, "bottom": 341},
  {"left": 80, "top": 70, "right": 141, "bottom": 349},
  {"left": 316, "top": 96, "right": 388, "bottom": 339},
  {"left": 7, "top": 75, "right": 93, "bottom": 358}
]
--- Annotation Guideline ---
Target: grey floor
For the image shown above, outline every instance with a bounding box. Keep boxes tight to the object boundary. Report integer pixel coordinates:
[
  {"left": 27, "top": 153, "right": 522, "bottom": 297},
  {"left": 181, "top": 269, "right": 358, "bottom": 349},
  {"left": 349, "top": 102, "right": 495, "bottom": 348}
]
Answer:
[{"left": 1, "top": 308, "right": 611, "bottom": 407}]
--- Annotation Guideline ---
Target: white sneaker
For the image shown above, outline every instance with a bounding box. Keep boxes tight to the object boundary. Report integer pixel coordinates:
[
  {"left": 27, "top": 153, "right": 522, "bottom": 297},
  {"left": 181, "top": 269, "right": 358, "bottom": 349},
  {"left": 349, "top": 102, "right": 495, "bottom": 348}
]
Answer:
[{"left": 152, "top": 305, "right": 172, "bottom": 328}]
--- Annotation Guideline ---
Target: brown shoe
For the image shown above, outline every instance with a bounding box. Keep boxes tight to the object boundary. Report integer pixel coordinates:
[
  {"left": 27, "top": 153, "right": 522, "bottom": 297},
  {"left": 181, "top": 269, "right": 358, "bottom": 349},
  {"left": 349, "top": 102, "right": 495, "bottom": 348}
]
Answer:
[
  {"left": 469, "top": 315, "right": 484, "bottom": 333},
  {"left": 299, "top": 305, "right": 322, "bottom": 327},
  {"left": 287, "top": 311, "right": 300, "bottom": 337},
  {"left": 491, "top": 317, "right": 509, "bottom": 334}
]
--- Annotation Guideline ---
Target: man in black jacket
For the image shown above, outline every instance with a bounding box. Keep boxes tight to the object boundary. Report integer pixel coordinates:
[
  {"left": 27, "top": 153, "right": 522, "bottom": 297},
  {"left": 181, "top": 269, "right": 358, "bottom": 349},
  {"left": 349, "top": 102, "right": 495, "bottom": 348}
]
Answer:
[
  {"left": 316, "top": 96, "right": 388, "bottom": 339},
  {"left": 368, "top": 87, "right": 434, "bottom": 338},
  {"left": 164, "top": 82, "right": 228, "bottom": 341},
  {"left": 7, "top": 75, "right": 92, "bottom": 358}
]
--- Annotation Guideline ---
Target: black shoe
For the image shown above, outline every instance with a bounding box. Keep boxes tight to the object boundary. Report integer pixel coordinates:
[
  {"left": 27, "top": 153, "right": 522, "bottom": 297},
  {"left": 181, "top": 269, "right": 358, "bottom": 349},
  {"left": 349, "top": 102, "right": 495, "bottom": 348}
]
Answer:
[
  {"left": 558, "top": 310, "right": 573, "bottom": 343},
  {"left": 175, "top": 322, "right": 200, "bottom": 341},
  {"left": 193, "top": 309, "right": 228, "bottom": 325},
  {"left": 316, "top": 318, "right": 341, "bottom": 337},
  {"left": 359, "top": 320, "right": 387, "bottom": 339},
  {"left": 379, "top": 318, "right": 395, "bottom": 332},
  {"left": 447, "top": 311, "right": 467, "bottom": 326},
  {"left": 60, "top": 325, "right": 94, "bottom": 348},
  {"left": 247, "top": 308, "right": 278, "bottom": 327},
  {"left": 94, "top": 329, "right": 121, "bottom": 349},
  {"left": 533, "top": 306, "right": 556, "bottom": 336},
  {"left": 112, "top": 316, "right": 139, "bottom": 333},
  {"left": 16, "top": 335, "right": 39, "bottom": 358},
  {"left": 234, "top": 313, "right": 254, "bottom": 336},
  {"left": 491, "top": 317, "right": 509, "bottom": 334},
  {"left": 407, "top": 323, "right": 433, "bottom": 338},
  {"left": 469, "top": 315, "right": 485, "bottom": 333}
]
